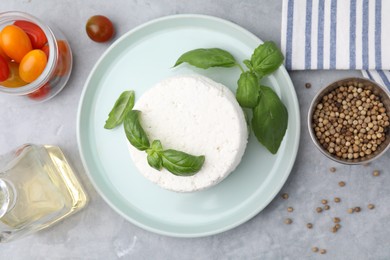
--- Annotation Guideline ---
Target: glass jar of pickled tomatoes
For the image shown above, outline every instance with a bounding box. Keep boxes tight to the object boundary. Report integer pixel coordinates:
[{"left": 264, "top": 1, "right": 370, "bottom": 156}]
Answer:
[{"left": 0, "top": 11, "right": 72, "bottom": 101}]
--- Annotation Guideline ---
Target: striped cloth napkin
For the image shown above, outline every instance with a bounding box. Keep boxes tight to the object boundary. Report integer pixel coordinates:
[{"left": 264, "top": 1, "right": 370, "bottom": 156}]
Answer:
[{"left": 281, "top": 0, "right": 390, "bottom": 90}]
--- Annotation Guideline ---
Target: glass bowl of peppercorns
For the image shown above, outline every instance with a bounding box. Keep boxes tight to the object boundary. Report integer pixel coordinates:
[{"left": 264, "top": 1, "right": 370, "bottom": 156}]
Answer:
[{"left": 308, "top": 77, "right": 390, "bottom": 164}]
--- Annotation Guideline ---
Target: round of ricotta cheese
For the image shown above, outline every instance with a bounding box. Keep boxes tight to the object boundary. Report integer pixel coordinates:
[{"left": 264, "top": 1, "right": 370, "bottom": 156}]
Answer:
[{"left": 128, "top": 75, "right": 248, "bottom": 192}]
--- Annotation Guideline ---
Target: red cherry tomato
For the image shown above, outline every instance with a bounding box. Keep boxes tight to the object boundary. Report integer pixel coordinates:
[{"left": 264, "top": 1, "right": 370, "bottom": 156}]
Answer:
[
  {"left": 14, "top": 20, "right": 47, "bottom": 49},
  {"left": 41, "top": 44, "right": 50, "bottom": 59},
  {"left": 55, "top": 40, "right": 71, "bottom": 76},
  {"left": 86, "top": 15, "right": 114, "bottom": 42},
  {"left": 0, "top": 55, "right": 10, "bottom": 81},
  {"left": 27, "top": 83, "right": 50, "bottom": 100},
  {"left": 0, "top": 25, "right": 32, "bottom": 63},
  {"left": 1, "top": 61, "right": 27, "bottom": 88},
  {"left": 19, "top": 49, "right": 47, "bottom": 83}
]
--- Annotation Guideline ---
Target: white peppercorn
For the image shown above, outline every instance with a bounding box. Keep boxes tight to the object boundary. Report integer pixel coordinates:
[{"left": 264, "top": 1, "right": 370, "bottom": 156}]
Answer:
[{"left": 312, "top": 82, "right": 389, "bottom": 161}]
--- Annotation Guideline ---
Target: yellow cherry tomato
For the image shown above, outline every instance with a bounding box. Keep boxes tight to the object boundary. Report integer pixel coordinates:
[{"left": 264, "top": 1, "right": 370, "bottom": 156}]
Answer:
[
  {"left": 0, "top": 25, "right": 32, "bottom": 63},
  {"left": 1, "top": 61, "right": 27, "bottom": 88},
  {"left": 19, "top": 49, "right": 47, "bottom": 83}
]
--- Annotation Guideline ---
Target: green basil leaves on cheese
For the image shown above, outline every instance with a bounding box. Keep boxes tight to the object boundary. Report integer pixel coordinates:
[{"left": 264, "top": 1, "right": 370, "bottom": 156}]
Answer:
[
  {"left": 124, "top": 110, "right": 150, "bottom": 151},
  {"left": 146, "top": 140, "right": 163, "bottom": 171},
  {"left": 160, "top": 149, "right": 205, "bottom": 177},
  {"left": 105, "top": 93, "right": 205, "bottom": 176}
]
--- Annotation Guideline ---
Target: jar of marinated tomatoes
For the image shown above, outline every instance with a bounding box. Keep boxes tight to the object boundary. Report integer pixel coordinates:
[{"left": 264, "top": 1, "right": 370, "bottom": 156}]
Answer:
[{"left": 0, "top": 11, "right": 72, "bottom": 101}]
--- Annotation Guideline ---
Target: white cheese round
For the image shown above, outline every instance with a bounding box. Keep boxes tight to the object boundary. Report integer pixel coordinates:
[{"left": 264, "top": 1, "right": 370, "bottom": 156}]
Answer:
[{"left": 128, "top": 75, "right": 248, "bottom": 192}]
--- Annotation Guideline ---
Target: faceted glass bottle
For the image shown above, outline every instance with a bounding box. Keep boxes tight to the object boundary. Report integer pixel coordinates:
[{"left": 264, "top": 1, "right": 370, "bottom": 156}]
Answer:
[{"left": 0, "top": 144, "right": 88, "bottom": 242}]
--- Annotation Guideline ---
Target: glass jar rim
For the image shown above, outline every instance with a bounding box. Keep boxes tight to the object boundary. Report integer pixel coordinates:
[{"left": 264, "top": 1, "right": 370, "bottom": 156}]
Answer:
[{"left": 0, "top": 11, "right": 58, "bottom": 95}]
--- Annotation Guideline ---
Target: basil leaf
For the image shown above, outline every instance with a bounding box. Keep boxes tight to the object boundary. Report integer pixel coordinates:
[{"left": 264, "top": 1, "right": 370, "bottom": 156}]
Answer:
[
  {"left": 236, "top": 71, "right": 259, "bottom": 108},
  {"left": 146, "top": 140, "right": 164, "bottom": 170},
  {"left": 250, "top": 41, "right": 284, "bottom": 78},
  {"left": 161, "top": 149, "right": 205, "bottom": 176},
  {"left": 150, "top": 140, "right": 163, "bottom": 152},
  {"left": 124, "top": 110, "right": 150, "bottom": 151},
  {"left": 243, "top": 59, "right": 253, "bottom": 71},
  {"left": 104, "top": 91, "right": 135, "bottom": 129},
  {"left": 147, "top": 151, "right": 163, "bottom": 171},
  {"left": 174, "top": 48, "right": 237, "bottom": 69},
  {"left": 251, "top": 86, "right": 288, "bottom": 154}
]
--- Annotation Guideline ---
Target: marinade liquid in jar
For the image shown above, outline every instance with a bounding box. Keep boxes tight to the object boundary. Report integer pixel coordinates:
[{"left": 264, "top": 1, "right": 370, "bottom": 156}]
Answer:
[
  {"left": 0, "top": 144, "right": 88, "bottom": 243},
  {"left": 0, "top": 11, "right": 72, "bottom": 101}
]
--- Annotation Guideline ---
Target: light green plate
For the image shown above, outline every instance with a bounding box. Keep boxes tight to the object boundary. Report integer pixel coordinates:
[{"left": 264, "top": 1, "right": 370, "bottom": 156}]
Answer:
[{"left": 77, "top": 14, "right": 300, "bottom": 237}]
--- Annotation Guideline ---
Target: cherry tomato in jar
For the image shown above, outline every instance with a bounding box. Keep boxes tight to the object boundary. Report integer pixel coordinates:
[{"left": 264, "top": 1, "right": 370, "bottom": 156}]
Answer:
[
  {"left": 0, "top": 42, "right": 9, "bottom": 60},
  {"left": 1, "top": 61, "right": 27, "bottom": 88},
  {"left": 19, "top": 49, "right": 47, "bottom": 83},
  {"left": 55, "top": 40, "right": 71, "bottom": 76},
  {"left": 0, "top": 48, "right": 8, "bottom": 60},
  {"left": 27, "top": 83, "right": 50, "bottom": 100},
  {"left": 85, "top": 15, "right": 114, "bottom": 42},
  {"left": 41, "top": 44, "right": 50, "bottom": 59},
  {"left": 0, "top": 55, "right": 10, "bottom": 82},
  {"left": 0, "top": 25, "right": 32, "bottom": 63},
  {"left": 13, "top": 20, "right": 47, "bottom": 49}
]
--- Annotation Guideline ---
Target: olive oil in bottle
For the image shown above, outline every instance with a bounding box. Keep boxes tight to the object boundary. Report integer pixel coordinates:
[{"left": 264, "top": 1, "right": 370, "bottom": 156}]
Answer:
[{"left": 0, "top": 144, "right": 88, "bottom": 242}]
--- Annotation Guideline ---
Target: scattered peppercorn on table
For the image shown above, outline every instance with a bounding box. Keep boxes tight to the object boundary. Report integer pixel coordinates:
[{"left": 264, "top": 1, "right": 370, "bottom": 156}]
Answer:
[{"left": 0, "top": 0, "right": 389, "bottom": 259}]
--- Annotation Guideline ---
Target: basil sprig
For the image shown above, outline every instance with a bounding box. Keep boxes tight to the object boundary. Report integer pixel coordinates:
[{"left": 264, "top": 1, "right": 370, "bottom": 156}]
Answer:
[
  {"left": 104, "top": 90, "right": 135, "bottom": 129},
  {"left": 105, "top": 93, "right": 205, "bottom": 176},
  {"left": 174, "top": 41, "right": 288, "bottom": 154}
]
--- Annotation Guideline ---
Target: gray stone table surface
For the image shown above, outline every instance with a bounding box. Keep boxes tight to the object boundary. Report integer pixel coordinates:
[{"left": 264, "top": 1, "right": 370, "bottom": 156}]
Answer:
[{"left": 0, "top": 0, "right": 389, "bottom": 259}]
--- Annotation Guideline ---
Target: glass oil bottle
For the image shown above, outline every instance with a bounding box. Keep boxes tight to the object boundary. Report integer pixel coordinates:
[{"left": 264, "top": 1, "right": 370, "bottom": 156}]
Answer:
[{"left": 0, "top": 144, "right": 88, "bottom": 242}]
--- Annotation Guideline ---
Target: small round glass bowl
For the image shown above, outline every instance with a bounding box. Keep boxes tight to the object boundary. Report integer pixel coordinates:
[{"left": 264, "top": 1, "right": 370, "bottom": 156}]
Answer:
[
  {"left": 0, "top": 11, "right": 72, "bottom": 102},
  {"left": 308, "top": 77, "right": 390, "bottom": 165}
]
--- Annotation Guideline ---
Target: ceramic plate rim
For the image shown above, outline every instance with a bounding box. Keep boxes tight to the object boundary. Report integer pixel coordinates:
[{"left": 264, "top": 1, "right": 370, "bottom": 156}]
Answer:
[{"left": 77, "top": 14, "right": 300, "bottom": 237}]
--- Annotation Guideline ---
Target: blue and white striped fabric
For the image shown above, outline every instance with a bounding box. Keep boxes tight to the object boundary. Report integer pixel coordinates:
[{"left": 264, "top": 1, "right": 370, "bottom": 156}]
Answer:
[{"left": 281, "top": 0, "right": 390, "bottom": 90}]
